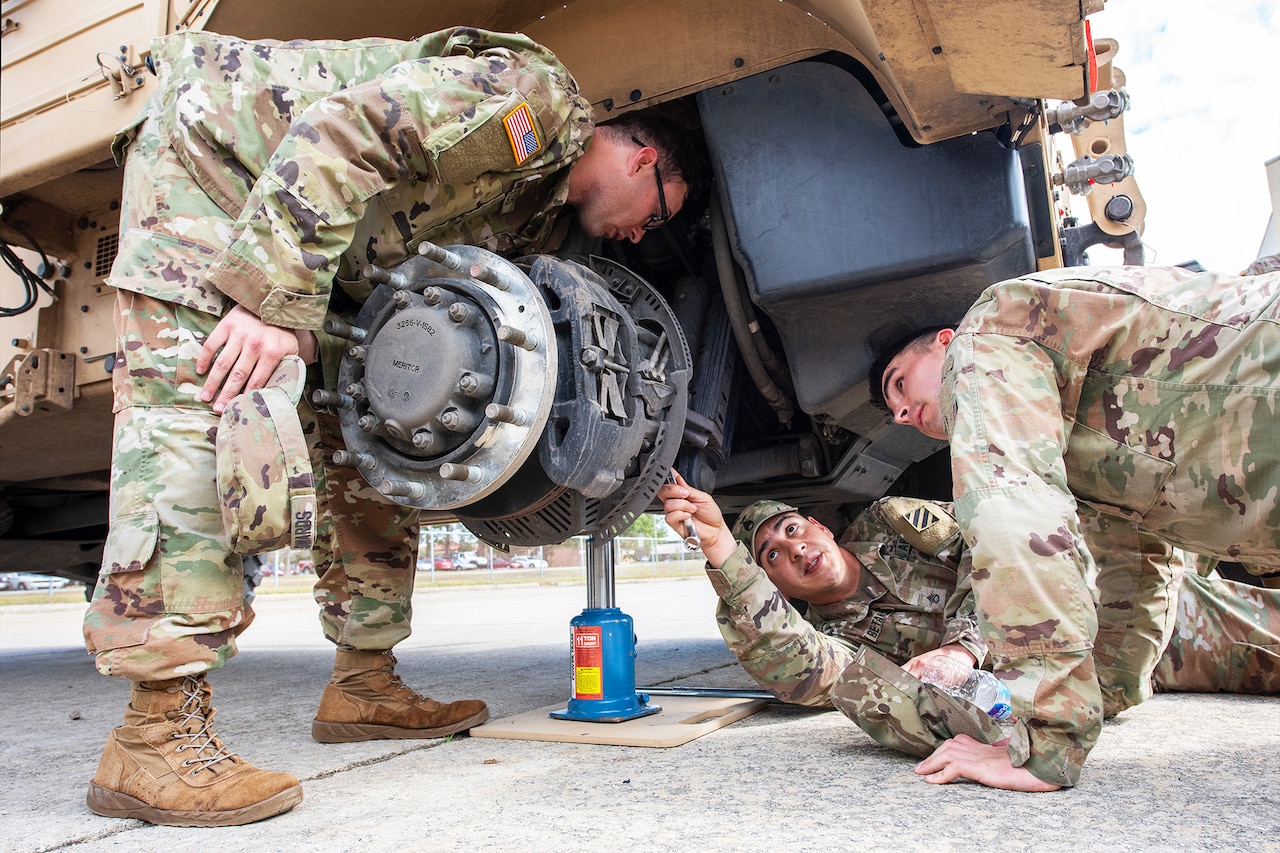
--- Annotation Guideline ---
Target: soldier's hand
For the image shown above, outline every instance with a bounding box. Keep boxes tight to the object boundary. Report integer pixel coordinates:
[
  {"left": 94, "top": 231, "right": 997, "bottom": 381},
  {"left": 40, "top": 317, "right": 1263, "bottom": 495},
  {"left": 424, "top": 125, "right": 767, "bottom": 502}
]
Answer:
[
  {"left": 198, "top": 305, "right": 301, "bottom": 413},
  {"left": 295, "top": 329, "right": 319, "bottom": 364},
  {"left": 914, "top": 734, "right": 1061, "bottom": 792},
  {"left": 903, "top": 643, "right": 978, "bottom": 679},
  {"left": 658, "top": 472, "right": 735, "bottom": 566}
]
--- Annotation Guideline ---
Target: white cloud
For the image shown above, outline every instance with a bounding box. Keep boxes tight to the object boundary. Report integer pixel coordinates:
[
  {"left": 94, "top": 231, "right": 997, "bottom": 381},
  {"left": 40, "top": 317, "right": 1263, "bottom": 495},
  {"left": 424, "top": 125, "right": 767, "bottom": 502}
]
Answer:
[{"left": 1078, "top": 0, "right": 1279, "bottom": 272}]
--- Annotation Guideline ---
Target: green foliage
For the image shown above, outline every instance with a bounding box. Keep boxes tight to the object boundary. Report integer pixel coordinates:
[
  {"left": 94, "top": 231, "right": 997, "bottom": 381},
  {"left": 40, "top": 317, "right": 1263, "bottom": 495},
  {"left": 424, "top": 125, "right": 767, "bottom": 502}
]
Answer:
[{"left": 622, "top": 511, "right": 663, "bottom": 538}]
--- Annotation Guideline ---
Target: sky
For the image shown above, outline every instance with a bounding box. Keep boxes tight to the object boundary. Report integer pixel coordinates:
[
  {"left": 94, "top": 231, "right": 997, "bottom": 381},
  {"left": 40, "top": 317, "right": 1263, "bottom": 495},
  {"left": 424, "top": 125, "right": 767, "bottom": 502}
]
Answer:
[{"left": 1076, "top": 1, "right": 1279, "bottom": 272}]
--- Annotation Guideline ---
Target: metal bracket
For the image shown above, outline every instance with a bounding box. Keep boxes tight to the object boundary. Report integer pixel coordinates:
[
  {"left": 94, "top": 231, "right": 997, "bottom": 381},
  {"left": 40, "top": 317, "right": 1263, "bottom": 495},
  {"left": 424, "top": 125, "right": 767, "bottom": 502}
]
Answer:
[
  {"left": 13, "top": 349, "right": 76, "bottom": 416},
  {"left": 98, "top": 45, "right": 146, "bottom": 100},
  {"left": 1061, "top": 222, "right": 1144, "bottom": 267},
  {"left": 1052, "top": 153, "right": 1134, "bottom": 196},
  {"left": 1046, "top": 88, "right": 1129, "bottom": 135}
]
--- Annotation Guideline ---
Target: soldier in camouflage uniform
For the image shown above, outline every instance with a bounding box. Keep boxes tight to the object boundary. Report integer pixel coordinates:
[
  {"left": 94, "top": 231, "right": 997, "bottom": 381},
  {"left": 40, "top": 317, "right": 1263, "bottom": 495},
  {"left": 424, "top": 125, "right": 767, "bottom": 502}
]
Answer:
[
  {"left": 1242, "top": 253, "right": 1280, "bottom": 276},
  {"left": 871, "top": 263, "right": 1280, "bottom": 791},
  {"left": 657, "top": 480, "right": 1280, "bottom": 767},
  {"left": 84, "top": 27, "right": 702, "bottom": 826}
]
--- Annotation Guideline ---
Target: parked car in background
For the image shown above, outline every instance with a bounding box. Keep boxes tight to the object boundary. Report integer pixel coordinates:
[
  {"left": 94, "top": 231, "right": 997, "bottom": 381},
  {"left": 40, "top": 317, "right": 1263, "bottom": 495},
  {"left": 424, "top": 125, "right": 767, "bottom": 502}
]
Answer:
[
  {"left": 509, "top": 557, "right": 549, "bottom": 570},
  {"left": 489, "top": 557, "right": 514, "bottom": 569},
  {"left": 453, "top": 551, "right": 488, "bottom": 570},
  {"left": 0, "top": 572, "right": 71, "bottom": 591},
  {"left": 433, "top": 557, "right": 455, "bottom": 571}
]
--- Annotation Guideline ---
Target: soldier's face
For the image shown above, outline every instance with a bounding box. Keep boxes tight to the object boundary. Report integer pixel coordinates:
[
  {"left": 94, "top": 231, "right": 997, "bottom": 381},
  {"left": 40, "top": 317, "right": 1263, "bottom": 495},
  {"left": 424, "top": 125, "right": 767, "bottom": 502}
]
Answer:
[
  {"left": 566, "top": 136, "right": 686, "bottom": 243},
  {"left": 753, "top": 512, "right": 858, "bottom": 605},
  {"left": 881, "top": 329, "right": 953, "bottom": 440}
]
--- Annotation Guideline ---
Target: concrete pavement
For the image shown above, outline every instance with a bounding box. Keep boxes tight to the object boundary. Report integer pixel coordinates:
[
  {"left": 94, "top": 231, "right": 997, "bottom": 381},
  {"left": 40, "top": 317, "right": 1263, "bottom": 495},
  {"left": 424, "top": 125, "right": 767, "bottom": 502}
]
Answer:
[{"left": 1, "top": 577, "right": 1277, "bottom": 853}]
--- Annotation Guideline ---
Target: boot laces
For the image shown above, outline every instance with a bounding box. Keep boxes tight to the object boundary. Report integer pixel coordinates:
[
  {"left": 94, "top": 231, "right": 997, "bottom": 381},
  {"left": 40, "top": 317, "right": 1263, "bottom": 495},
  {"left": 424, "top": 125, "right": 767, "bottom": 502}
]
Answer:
[
  {"left": 170, "top": 675, "right": 237, "bottom": 775},
  {"left": 380, "top": 653, "right": 432, "bottom": 705}
]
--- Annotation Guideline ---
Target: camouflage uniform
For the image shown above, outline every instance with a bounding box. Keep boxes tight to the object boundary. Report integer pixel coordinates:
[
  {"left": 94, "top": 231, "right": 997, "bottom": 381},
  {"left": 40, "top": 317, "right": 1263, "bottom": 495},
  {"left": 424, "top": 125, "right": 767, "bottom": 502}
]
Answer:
[
  {"left": 84, "top": 28, "right": 593, "bottom": 680},
  {"left": 712, "top": 499, "right": 1280, "bottom": 761},
  {"left": 1154, "top": 569, "right": 1280, "bottom": 694},
  {"left": 709, "top": 498, "right": 982, "bottom": 707},
  {"left": 1076, "top": 506, "right": 1184, "bottom": 717},
  {"left": 1242, "top": 253, "right": 1280, "bottom": 276},
  {"left": 939, "top": 264, "right": 1280, "bottom": 785}
]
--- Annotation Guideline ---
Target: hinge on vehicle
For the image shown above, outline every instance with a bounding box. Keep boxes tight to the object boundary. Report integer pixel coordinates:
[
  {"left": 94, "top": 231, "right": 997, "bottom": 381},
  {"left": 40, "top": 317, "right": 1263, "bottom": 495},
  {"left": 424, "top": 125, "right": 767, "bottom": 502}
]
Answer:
[
  {"left": 97, "top": 45, "right": 146, "bottom": 100},
  {"left": 13, "top": 349, "right": 76, "bottom": 416}
]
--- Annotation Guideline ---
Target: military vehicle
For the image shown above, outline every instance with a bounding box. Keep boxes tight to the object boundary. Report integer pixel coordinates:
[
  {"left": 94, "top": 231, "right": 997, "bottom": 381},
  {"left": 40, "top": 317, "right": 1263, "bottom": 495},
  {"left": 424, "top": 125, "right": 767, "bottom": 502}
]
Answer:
[{"left": 0, "top": 0, "right": 1144, "bottom": 586}]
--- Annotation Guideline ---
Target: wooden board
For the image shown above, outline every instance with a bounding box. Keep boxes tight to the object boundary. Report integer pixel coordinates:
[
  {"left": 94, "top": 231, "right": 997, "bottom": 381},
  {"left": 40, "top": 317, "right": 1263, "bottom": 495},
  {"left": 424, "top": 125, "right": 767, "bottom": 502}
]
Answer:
[{"left": 470, "top": 695, "right": 767, "bottom": 748}]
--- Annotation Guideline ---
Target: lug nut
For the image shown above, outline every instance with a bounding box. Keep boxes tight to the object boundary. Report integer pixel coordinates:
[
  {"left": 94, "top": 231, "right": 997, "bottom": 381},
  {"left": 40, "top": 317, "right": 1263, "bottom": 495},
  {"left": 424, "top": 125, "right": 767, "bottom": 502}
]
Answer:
[
  {"left": 412, "top": 429, "right": 440, "bottom": 451},
  {"left": 417, "top": 241, "right": 463, "bottom": 270},
  {"left": 323, "top": 317, "right": 368, "bottom": 343},
  {"left": 382, "top": 479, "right": 427, "bottom": 499},
  {"left": 364, "top": 264, "right": 408, "bottom": 289},
  {"left": 497, "top": 325, "right": 538, "bottom": 351},
  {"left": 439, "top": 463, "right": 483, "bottom": 483},
  {"left": 485, "top": 403, "right": 530, "bottom": 426},
  {"left": 358, "top": 413, "right": 384, "bottom": 433},
  {"left": 469, "top": 262, "right": 509, "bottom": 291},
  {"left": 348, "top": 345, "right": 369, "bottom": 362},
  {"left": 448, "top": 303, "right": 474, "bottom": 325},
  {"left": 438, "top": 407, "right": 480, "bottom": 434},
  {"left": 312, "top": 389, "right": 355, "bottom": 410},
  {"left": 333, "top": 449, "right": 376, "bottom": 469},
  {"left": 421, "top": 286, "right": 443, "bottom": 306},
  {"left": 457, "top": 371, "right": 494, "bottom": 398}
]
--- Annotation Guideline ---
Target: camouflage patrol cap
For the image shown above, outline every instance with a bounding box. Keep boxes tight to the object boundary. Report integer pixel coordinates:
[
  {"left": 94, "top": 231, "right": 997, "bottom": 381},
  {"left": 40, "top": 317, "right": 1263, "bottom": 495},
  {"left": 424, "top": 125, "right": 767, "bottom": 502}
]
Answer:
[
  {"left": 731, "top": 500, "right": 800, "bottom": 552},
  {"left": 216, "top": 355, "right": 316, "bottom": 555}
]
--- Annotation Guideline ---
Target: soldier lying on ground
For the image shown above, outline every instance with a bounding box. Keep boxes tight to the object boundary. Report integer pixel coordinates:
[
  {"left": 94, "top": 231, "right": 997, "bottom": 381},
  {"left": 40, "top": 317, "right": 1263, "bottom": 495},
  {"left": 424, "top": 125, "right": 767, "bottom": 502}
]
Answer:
[
  {"left": 84, "top": 26, "right": 705, "bottom": 827},
  {"left": 657, "top": 477, "right": 1279, "bottom": 780},
  {"left": 868, "top": 260, "right": 1280, "bottom": 791}
]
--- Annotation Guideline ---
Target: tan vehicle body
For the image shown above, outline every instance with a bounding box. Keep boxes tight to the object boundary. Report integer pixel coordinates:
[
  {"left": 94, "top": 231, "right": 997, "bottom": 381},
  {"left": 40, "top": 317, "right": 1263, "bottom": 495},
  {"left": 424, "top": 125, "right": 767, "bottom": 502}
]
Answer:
[{"left": 0, "top": 0, "right": 1141, "bottom": 581}]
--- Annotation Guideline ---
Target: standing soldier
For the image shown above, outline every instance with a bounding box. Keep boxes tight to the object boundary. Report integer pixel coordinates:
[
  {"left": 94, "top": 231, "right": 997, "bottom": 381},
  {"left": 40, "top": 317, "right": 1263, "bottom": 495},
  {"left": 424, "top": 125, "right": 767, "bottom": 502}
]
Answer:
[{"left": 83, "top": 26, "right": 701, "bottom": 826}]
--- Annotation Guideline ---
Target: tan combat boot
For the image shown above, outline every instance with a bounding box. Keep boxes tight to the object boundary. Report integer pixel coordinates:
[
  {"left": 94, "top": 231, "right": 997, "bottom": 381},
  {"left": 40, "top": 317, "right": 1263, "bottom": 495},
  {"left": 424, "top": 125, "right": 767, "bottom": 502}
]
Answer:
[
  {"left": 311, "top": 649, "right": 489, "bottom": 742},
  {"left": 87, "top": 675, "right": 303, "bottom": 827}
]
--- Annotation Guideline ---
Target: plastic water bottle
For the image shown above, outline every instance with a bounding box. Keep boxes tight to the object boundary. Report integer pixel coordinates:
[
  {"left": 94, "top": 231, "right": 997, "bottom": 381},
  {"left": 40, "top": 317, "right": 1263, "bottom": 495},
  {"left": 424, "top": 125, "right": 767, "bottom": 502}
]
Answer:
[{"left": 920, "top": 656, "right": 1015, "bottom": 721}]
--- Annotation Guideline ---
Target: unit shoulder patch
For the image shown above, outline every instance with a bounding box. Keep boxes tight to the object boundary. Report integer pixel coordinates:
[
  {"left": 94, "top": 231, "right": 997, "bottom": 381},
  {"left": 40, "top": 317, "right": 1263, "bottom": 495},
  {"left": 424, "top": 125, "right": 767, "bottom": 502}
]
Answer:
[{"left": 879, "top": 497, "right": 959, "bottom": 558}]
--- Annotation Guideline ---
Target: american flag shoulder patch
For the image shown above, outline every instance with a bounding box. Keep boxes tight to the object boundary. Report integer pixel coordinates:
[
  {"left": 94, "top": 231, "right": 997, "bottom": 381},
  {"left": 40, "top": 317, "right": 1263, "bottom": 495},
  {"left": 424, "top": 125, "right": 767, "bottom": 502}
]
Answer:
[{"left": 502, "top": 102, "right": 542, "bottom": 166}]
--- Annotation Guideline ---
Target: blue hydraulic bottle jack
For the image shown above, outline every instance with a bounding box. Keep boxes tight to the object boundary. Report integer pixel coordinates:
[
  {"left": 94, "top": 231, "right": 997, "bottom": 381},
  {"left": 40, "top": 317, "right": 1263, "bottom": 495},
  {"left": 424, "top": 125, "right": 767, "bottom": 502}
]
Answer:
[{"left": 550, "top": 536, "right": 660, "bottom": 722}]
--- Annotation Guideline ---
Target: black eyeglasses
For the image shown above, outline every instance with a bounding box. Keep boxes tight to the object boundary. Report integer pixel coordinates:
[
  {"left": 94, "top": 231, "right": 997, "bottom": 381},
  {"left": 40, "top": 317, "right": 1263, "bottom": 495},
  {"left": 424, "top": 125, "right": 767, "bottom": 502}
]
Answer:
[{"left": 631, "top": 135, "right": 669, "bottom": 230}]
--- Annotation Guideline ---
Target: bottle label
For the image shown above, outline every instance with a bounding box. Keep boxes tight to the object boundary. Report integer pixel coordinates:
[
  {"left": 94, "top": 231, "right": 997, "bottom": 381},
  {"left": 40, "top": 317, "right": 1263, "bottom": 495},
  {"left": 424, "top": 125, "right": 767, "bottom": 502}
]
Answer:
[{"left": 987, "top": 682, "right": 1014, "bottom": 721}]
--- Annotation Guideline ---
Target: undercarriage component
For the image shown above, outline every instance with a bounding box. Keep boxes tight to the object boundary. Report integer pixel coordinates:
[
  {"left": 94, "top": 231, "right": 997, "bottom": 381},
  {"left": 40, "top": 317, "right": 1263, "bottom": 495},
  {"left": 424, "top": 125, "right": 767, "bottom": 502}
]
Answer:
[
  {"left": 1053, "top": 153, "right": 1135, "bottom": 196},
  {"left": 1061, "top": 221, "right": 1144, "bottom": 266},
  {"left": 1046, "top": 88, "right": 1129, "bottom": 135},
  {"left": 11, "top": 349, "right": 75, "bottom": 415},
  {"left": 331, "top": 243, "right": 557, "bottom": 510},
  {"left": 328, "top": 245, "right": 690, "bottom": 547}
]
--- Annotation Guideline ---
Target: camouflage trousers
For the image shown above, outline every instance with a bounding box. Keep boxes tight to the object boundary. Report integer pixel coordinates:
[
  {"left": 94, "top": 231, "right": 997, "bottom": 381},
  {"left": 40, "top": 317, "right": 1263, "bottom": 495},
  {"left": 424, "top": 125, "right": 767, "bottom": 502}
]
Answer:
[
  {"left": 833, "top": 647, "right": 1007, "bottom": 759},
  {"left": 833, "top": 571, "right": 1278, "bottom": 759},
  {"left": 1081, "top": 507, "right": 1184, "bottom": 717},
  {"left": 83, "top": 292, "right": 420, "bottom": 681},
  {"left": 1154, "top": 570, "right": 1280, "bottom": 693}
]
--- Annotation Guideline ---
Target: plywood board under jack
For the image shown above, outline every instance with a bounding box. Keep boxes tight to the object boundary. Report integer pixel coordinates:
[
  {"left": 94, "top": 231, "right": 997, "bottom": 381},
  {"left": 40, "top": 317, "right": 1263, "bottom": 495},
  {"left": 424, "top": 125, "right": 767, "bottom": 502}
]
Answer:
[{"left": 470, "top": 695, "right": 767, "bottom": 748}]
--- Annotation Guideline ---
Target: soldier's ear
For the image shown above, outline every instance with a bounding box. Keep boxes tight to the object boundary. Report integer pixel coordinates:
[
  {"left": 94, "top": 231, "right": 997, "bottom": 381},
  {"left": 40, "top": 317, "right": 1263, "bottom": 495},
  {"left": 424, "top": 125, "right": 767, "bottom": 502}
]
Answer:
[{"left": 808, "top": 516, "right": 833, "bottom": 538}]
